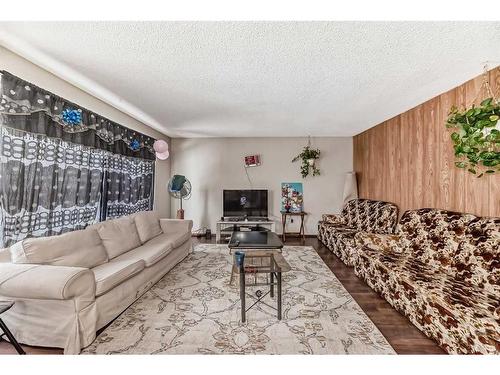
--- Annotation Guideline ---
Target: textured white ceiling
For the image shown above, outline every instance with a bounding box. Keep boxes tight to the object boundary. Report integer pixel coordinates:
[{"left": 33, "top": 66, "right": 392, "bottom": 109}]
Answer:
[{"left": 1, "top": 22, "right": 499, "bottom": 138}]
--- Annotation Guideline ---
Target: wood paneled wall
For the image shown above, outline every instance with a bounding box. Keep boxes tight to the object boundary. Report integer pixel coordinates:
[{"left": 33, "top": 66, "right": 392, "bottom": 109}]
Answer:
[{"left": 353, "top": 68, "right": 500, "bottom": 217}]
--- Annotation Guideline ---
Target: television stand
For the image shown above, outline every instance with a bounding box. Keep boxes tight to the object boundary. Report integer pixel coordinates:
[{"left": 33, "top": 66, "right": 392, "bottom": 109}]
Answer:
[{"left": 216, "top": 219, "right": 276, "bottom": 243}]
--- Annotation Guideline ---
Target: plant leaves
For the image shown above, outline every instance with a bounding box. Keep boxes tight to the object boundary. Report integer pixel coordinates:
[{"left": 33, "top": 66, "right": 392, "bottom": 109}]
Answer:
[
  {"left": 450, "top": 132, "right": 460, "bottom": 142},
  {"left": 481, "top": 98, "right": 493, "bottom": 106},
  {"left": 447, "top": 98, "right": 499, "bottom": 177}
]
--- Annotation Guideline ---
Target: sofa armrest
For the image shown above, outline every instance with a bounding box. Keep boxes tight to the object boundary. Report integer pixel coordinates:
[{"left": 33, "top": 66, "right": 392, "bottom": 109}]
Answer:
[
  {"left": 321, "top": 214, "right": 346, "bottom": 225},
  {"left": 0, "top": 263, "right": 95, "bottom": 300},
  {"left": 160, "top": 219, "right": 194, "bottom": 236},
  {"left": 354, "top": 232, "right": 403, "bottom": 253}
]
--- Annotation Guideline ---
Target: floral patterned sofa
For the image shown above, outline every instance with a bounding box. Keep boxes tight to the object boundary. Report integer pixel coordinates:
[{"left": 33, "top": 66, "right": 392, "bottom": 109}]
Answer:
[
  {"left": 317, "top": 199, "right": 399, "bottom": 266},
  {"left": 354, "top": 208, "right": 500, "bottom": 354}
]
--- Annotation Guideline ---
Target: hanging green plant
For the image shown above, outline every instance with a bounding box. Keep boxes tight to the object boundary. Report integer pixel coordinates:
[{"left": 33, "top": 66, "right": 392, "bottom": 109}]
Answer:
[
  {"left": 292, "top": 145, "right": 321, "bottom": 178},
  {"left": 446, "top": 97, "right": 500, "bottom": 177}
]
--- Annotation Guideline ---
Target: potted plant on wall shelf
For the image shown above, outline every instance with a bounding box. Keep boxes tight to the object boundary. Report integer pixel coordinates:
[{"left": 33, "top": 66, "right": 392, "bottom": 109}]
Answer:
[{"left": 292, "top": 145, "right": 321, "bottom": 178}]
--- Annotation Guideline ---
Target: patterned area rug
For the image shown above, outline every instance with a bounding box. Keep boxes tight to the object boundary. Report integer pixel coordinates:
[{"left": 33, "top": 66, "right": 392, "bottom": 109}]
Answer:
[{"left": 83, "top": 244, "right": 395, "bottom": 354}]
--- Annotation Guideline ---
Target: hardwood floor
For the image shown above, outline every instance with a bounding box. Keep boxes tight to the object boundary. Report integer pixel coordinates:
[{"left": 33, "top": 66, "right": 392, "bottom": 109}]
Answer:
[{"left": 0, "top": 236, "right": 444, "bottom": 355}]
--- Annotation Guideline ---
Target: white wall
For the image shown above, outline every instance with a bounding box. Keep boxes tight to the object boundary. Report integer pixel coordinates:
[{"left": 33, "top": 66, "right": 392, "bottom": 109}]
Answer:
[
  {"left": 0, "top": 46, "right": 172, "bottom": 216},
  {"left": 171, "top": 137, "right": 353, "bottom": 234}
]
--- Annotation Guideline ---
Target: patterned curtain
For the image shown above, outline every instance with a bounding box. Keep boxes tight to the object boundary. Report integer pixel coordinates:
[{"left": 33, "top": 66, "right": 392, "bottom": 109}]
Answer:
[
  {"left": 0, "top": 126, "right": 105, "bottom": 246},
  {"left": 103, "top": 154, "right": 155, "bottom": 220},
  {"left": 0, "top": 71, "right": 157, "bottom": 247}
]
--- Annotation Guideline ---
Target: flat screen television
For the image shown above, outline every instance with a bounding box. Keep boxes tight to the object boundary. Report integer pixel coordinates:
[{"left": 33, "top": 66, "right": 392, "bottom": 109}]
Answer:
[{"left": 223, "top": 189, "right": 268, "bottom": 218}]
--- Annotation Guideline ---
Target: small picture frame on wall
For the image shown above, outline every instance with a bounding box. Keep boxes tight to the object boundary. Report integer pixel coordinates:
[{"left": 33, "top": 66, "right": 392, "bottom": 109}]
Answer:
[
  {"left": 281, "top": 182, "right": 304, "bottom": 213},
  {"left": 244, "top": 155, "right": 261, "bottom": 167}
]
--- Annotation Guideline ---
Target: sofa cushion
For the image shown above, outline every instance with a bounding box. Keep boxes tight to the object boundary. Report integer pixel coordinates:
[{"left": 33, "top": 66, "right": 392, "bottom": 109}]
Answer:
[
  {"left": 96, "top": 216, "right": 142, "bottom": 259},
  {"left": 168, "top": 231, "right": 191, "bottom": 248},
  {"left": 340, "top": 199, "right": 399, "bottom": 234},
  {"left": 92, "top": 257, "right": 145, "bottom": 296},
  {"left": 116, "top": 233, "right": 174, "bottom": 267},
  {"left": 9, "top": 228, "right": 108, "bottom": 268},
  {"left": 396, "top": 209, "right": 477, "bottom": 270},
  {"left": 357, "top": 245, "right": 408, "bottom": 279},
  {"left": 355, "top": 232, "right": 405, "bottom": 255},
  {"left": 133, "top": 211, "right": 163, "bottom": 244}
]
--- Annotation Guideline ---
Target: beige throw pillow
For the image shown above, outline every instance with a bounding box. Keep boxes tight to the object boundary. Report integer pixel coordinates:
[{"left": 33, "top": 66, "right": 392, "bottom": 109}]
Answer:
[
  {"left": 133, "top": 211, "right": 163, "bottom": 244},
  {"left": 97, "top": 216, "right": 142, "bottom": 259}
]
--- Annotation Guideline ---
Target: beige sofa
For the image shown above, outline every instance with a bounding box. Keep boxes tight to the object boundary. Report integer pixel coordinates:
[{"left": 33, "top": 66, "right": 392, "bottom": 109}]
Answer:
[{"left": 0, "top": 211, "right": 193, "bottom": 354}]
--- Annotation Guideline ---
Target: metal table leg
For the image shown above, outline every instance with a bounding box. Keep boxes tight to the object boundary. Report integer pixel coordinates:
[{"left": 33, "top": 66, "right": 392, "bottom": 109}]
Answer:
[
  {"left": 300, "top": 214, "right": 305, "bottom": 243},
  {"left": 240, "top": 270, "right": 246, "bottom": 323},
  {"left": 277, "top": 271, "right": 282, "bottom": 320},
  {"left": 0, "top": 318, "right": 25, "bottom": 355},
  {"left": 270, "top": 271, "right": 274, "bottom": 298}
]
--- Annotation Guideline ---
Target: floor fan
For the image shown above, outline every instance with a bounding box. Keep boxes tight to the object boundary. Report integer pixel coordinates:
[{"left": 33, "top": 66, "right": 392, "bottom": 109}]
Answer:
[{"left": 168, "top": 175, "right": 192, "bottom": 219}]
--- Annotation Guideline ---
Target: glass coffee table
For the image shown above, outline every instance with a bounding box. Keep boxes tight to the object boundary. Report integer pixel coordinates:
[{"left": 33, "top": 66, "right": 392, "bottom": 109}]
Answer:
[
  {"left": 228, "top": 232, "right": 289, "bottom": 322},
  {"left": 228, "top": 231, "right": 284, "bottom": 284},
  {"left": 228, "top": 231, "right": 284, "bottom": 252}
]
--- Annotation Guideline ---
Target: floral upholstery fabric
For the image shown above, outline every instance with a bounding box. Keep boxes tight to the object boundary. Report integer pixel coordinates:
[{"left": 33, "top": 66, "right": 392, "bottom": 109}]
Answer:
[
  {"left": 317, "top": 199, "right": 398, "bottom": 266},
  {"left": 451, "top": 217, "right": 500, "bottom": 295},
  {"left": 321, "top": 214, "right": 346, "bottom": 226},
  {"left": 395, "top": 209, "right": 476, "bottom": 270},
  {"left": 327, "top": 229, "right": 360, "bottom": 266},
  {"left": 355, "top": 232, "right": 404, "bottom": 255},
  {"left": 354, "top": 208, "right": 500, "bottom": 354},
  {"left": 341, "top": 199, "right": 399, "bottom": 234}
]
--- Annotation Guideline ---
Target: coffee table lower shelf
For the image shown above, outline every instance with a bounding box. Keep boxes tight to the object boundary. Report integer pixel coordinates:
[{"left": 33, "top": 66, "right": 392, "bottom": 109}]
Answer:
[
  {"left": 238, "top": 266, "right": 282, "bottom": 322},
  {"left": 230, "top": 250, "right": 291, "bottom": 323}
]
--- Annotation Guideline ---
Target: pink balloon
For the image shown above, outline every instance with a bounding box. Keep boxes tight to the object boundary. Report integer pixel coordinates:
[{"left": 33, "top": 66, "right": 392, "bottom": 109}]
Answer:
[
  {"left": 156, "top": 150, "right": 170, "bottom": 160},
  {"left": 153, "top": 139, "right": 168, "bottom": 153}
]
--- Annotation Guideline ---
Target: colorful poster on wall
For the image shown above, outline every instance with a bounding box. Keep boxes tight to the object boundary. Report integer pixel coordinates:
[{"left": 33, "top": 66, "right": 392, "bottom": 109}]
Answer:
[{"left": 281, "top": 182, "right": 304, "bottom": 213}]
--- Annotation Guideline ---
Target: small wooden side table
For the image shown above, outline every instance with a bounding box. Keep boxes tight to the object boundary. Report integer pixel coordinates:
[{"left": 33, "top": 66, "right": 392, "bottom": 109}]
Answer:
[{"left": 281, "top": 211, "right": 307, "bottom": 243}]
